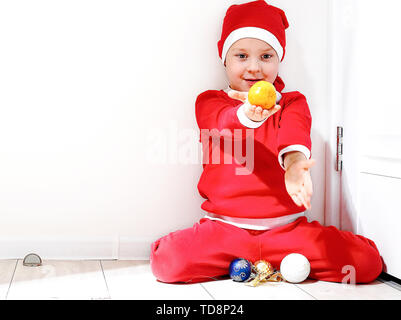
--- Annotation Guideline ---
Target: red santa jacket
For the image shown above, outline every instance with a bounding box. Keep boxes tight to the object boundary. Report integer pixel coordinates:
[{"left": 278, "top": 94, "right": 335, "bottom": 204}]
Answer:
[{"left": 195, "top": 89, "right": 312, "bottom": 219}]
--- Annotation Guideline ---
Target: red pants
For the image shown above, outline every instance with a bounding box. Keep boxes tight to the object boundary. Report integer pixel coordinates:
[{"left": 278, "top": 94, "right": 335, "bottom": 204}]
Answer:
[{"left": 150, "top": 217, "right": 383, "bottom": 284}]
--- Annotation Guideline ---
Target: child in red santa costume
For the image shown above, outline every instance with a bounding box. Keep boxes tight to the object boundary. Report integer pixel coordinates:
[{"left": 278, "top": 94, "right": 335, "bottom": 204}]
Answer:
[{"left": 150, "top": 0, "right": 383, "bottom": 284}]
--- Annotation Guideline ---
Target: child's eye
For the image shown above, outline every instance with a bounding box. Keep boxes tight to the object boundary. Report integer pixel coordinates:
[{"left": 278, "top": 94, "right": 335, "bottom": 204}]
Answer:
[
  {"left": 262, "top": 54, "right": 272, "bottom": 59},
  {"left": 237, "top": 54, "right": 247, "bottom": 59}
]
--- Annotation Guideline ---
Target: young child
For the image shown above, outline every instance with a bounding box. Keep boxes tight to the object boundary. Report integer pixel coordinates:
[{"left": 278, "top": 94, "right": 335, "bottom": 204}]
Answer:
[{"left": 150, "top": 0, "right": 383, "bottom": 284}]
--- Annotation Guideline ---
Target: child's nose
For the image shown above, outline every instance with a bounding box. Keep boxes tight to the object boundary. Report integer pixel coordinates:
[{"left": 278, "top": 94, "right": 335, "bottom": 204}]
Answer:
[{"left": 247, "top": 58, "right": 261, "bottom": 73}]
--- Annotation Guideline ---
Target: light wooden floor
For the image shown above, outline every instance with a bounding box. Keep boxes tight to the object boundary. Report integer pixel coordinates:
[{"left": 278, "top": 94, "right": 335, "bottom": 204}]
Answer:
[{"left": 1, "top": 259, "right": 401, "bottom": 300}]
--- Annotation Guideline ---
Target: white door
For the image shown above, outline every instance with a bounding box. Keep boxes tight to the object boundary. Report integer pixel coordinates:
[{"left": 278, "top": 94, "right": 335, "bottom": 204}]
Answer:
[{"left": 335, "top": 0, "right": 401, "bottom": 279}]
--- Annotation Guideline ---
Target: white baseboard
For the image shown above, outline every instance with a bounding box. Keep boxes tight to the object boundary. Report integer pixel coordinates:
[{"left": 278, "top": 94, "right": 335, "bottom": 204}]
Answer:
[
  {"left": 118, "top": 236, "right": 154, "bottom": 260},
  {"left": 0, "top": 236, "right": 155, "bottom": 260}
]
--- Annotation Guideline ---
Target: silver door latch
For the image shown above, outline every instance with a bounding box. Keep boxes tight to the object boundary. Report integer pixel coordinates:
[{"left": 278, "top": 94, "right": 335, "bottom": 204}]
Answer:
[{"left": 336, "top": 126, "right": 343, "bottom": 172}]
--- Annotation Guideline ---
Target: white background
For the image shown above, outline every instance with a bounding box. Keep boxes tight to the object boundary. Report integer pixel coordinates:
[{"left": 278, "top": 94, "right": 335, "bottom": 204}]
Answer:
[{"left": 0, "top": 0, "right": 331, "bottom": 259}]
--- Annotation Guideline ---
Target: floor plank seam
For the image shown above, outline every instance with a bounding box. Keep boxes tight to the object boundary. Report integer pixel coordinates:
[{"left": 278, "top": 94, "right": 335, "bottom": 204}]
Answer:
[
  {"left": 99, "top": 260, "right": 111, "bottom": 299},
  {"left": 5, "top": 259, "right": 18, "bottom": 300},
  {"left": 293, "top": 284, "right": 318, "bottom": 300},
  {"left": 200, "top": 283, "right": 215, "bottom": 300}
]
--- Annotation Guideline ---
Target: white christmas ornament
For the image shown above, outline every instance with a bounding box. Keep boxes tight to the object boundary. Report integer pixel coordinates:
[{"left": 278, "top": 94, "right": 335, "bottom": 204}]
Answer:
[{"left": 280, "top": 253, "right": 310, "bottom": 283}]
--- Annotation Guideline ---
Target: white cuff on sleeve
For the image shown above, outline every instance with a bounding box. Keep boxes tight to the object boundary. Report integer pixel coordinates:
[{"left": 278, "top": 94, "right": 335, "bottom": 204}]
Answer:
[
  {"left": 236, "top": 100, "right": 268, "bottom": 128},
  {"left": 278, "top": 145, "right": 311, "bottom": 170}
]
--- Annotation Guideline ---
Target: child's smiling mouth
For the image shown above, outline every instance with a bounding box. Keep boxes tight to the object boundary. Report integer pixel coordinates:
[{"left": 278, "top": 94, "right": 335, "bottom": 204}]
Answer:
[{"left": 244, "top": 79, "right": 263, "bottom": 87}]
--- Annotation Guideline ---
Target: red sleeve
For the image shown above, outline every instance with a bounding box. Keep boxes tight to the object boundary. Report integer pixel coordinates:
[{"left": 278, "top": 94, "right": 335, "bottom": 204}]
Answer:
[
  {"left": 277, "top": 92, "right": 312, "bottom": 153},
  {"left": 195, "top": 90, "right": 247, "bottom": 132}
]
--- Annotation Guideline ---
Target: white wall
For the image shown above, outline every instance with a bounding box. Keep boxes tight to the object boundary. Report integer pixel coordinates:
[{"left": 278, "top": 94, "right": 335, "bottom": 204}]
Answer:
[
  {"left": 271, "top": 0, "right": 329, "bottom": 226},
  {"left": 0, "top": 0, "right": 330, "bottom": 259}
]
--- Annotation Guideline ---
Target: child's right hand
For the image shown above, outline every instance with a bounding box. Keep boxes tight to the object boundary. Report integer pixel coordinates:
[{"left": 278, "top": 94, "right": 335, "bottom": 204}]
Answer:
[
  {"left": 228, "top": 90, "right": 281, "bottom": 122},
  {"left": 244, "top": 103, "right": 281, "bottom": 122}
]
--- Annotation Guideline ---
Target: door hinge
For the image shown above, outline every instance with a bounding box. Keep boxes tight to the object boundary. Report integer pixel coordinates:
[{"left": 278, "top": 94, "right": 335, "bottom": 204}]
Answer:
[{"left": 336, "top": 126, "right": 343, "bottom": 171}]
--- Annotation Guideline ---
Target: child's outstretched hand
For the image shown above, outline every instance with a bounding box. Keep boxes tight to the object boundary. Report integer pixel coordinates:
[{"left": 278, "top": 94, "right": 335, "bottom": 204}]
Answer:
[
  {"left": 228, "top": 90, "right": 281, "bottom": 122},
  {"left": 284, "top": 157, "right": 316, "bottom": 210}
]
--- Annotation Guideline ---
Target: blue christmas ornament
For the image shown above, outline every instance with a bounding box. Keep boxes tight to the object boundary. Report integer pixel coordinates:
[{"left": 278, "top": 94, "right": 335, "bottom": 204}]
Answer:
[{"left": 229, "top": 258, "right": 252, "bottom": 282}]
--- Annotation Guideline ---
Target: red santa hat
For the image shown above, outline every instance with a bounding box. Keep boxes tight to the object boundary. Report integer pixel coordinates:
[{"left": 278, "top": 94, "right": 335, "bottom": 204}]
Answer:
[{"left": 218, "top": 0, "right": 289, "bottom": 63}]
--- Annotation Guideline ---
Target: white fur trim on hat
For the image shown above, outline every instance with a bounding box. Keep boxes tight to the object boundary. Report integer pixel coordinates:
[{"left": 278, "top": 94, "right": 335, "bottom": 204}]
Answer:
[{"left": 221, "top": 27, "right": 283, "bottom": 63}]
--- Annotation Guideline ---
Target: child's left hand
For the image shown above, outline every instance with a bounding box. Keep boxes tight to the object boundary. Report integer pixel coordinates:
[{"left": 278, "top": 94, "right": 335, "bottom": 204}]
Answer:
[{"left": 284, "top": 158, "right": 315, "bottom": 210}]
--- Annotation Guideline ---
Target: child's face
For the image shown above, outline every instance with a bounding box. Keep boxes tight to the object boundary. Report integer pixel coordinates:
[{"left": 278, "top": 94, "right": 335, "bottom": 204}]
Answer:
[{"left": 225, "top": 38, "right": 280, "bottom": 92}]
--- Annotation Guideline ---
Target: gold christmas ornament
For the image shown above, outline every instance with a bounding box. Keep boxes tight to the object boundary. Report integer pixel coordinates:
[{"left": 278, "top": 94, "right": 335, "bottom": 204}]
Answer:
[
  {"left": 254, "top": 260, "right": 274, "bottom": 275},
  {"left": 247, "top": 260, "right": 285, "bottom": 287},
  {"left": 248, "top": 260, "right": 274, "bottom": 287}
]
